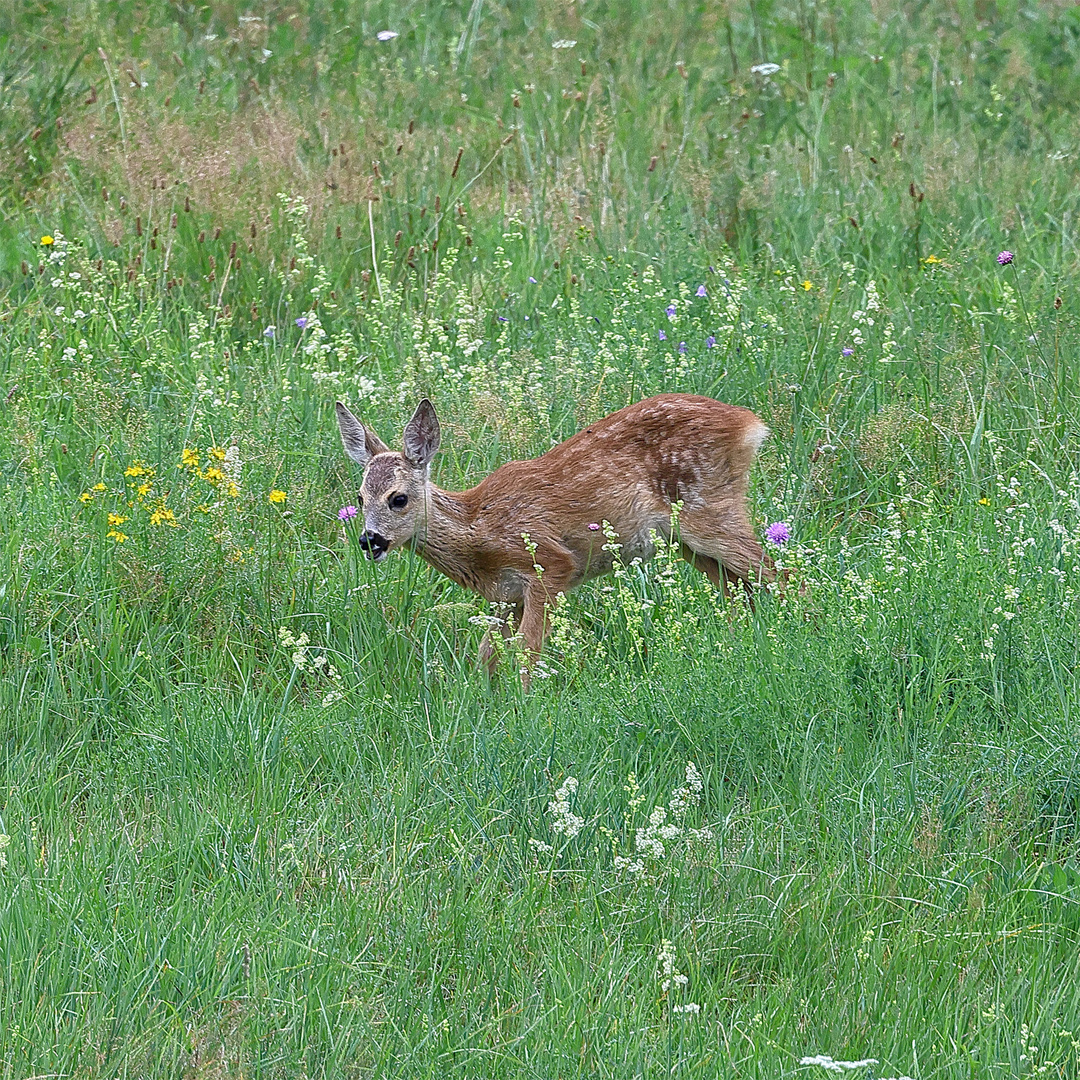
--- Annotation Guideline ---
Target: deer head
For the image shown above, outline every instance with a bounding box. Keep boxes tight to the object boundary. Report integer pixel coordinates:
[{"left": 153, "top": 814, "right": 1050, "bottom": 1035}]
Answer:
[{"left": 335, "top": 399, "right": 441, "bottom": 561}]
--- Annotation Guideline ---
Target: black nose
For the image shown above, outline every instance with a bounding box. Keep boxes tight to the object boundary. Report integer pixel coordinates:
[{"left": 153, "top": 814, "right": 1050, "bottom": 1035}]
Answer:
[{"left": 358, "top": 531, "right": 389, "bottom": 556}]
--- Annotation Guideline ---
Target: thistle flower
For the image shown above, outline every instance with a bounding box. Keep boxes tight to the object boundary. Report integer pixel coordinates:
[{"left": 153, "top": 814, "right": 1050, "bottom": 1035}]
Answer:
[
  {"left": 996, "top": 250, "right": 1014, "bottom": 265},
  {"left": 338, "top": 505, "right": 359, "bottom": 521},
  {"left": 765, "top": 521, "right": 790, "bottom": 545}
]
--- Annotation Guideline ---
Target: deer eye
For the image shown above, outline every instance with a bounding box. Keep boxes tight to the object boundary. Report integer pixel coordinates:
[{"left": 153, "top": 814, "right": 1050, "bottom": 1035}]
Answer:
[{"left": 390, "top": 493, "right": 408, "bottom": 510}]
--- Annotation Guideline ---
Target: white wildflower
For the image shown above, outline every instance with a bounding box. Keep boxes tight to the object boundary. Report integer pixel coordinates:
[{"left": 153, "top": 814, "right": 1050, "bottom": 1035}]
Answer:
[
  {"left": 751, "top": 62, "right": 781, "bottom": 76},
  {"left": 376, "top": 30, "right": 399, "bottom": 41},
  {"left": 799, "top": 1056, "right": 879, "bottom": 1072},
  {"left": 547, "top": 777, "right": 584, "bottom": 838}
]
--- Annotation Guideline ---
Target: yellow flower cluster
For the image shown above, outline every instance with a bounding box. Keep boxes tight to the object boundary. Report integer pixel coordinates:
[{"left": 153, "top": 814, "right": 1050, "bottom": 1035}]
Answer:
[{"left": 268, "top": 489, "right": 287, "bottom": 504}]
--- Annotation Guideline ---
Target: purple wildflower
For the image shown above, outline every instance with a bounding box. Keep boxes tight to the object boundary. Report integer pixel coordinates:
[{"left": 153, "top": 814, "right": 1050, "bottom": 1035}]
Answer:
[
  {"left": 497, "top": 315, "right": 508, "bottom": 322},
  {"left": 263, "top": 326, "right": 275, "bottom": 337},
  {"left": 295, "top": 317, "right": 308, "bottom": 329},
  {"left": 842, "top": 347, "right": 854, "bottom": 357},
  {"left": 587, "top": 522, "right": 601, "bottom": 531},
  {"left": 696, "top": 284, "right": 707, "bottom": 297},
  {"left": 705, "top": 335, "right": 716, "bottom": 348},
  {"left": 338, "top": 505, "right": 359, "bottom": 521},
  {"left": 528, "top": 276, "right": 537, "bottom": 284},
  {"left": 666, "top": 303, "right": 677, "bottom": 318},
  {"left": 997, "top": 250, "right": 1014, "bottom": 266},
  {"left": 658, "top": 330, "right": 666, "bottom": 341},
  {"left": 765, "top": 521, "right": 791, "bottom": 546},
  {"left": 677, "top": 341, "right": 687, "bottom": 353}
]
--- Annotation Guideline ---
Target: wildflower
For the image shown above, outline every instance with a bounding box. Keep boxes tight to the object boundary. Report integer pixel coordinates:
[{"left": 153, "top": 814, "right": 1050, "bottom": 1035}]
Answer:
[
  {"left": 658, "top": 330, "right": 666, "bottom": 341},
  {"left": 376, "top": 29, "right": 398, "bottom": 41},
  {"left": 842, "top": 347, "right": 854, "bottom": 356},
  {"left": 107, "top": 513, "right": 128, "bottom": 527},
  {"left": 528, "top": 837, "right": 554, "bottom": 855},
  {"left": 79, "top": 491, "right": 94, "bottom": 503},
  {"left": 706, "top": 335, "right": 716, "bottom": 348},
  {"left": 978, "top": 497, "right": 991, "bottom": 506},
  {"left": 106, "top": 529, "right": 128, "bottom": 543},
  {"left": 0, "top": 834, "right": 8, "bottom": 868},
  {"left": 696, "top": 284, "right": 707, "bottom": 297},
  {"left": 124, "top": 461, "right": 150, "bottom": 478},
  {"left": 202, "top": 466, "right": 225, "bottom": 484},
  {"left": 801, "top": 279, "right": 814, "bottom": 291},
  {"left": 149, "top": 505, "right": 178, "bottom": 527},
  {"left": 92, "top": 483, "right": 106, "bottom": 493},
  {"left": 40, "top": 235, "right": 54, "bottom": 246},
  {"left": 181, "top": 448, "right": 199, "bottom": 469},
  {"left": 268, "top": 489, "right": 287, "bottom": 504},
  {"left": 665, "top": 303, "right": 677, "bottom": 317},
  {"left": 264, "top": 325, "right": 276, "bottom": 337},
  {"left": 136, "top": 482, "right": 152, "bottom": 498},
  {"left": 677, "top": 341, "right": 688, "bottom": 353},
  {"left": 587, "top": 522, "right": 600, "bottom": 531},
  {"left": 295, "top": 317, "right": 308, "bottom": 329},
  {"left": 765, "top": 521, "right": 791, "bottom": 545},
  {"left": 552, "top": 39, "right": 577, "bottom": 48},
  {"left": 528, "top": 276, "right": 538, "bottom": 284},
  {"left": 996, "top": 250, "right": 1014, "bottom": 265},
  {"left": 671, "top": 1003, "right": 701, "bottom": 1015},
  {"left": 338, "top": 505, "right": 359, "bottom": 521},
  {"left": 799, "top": 1056, "right": 879, "bottom": 1073},
  {"left": 547, "top": 777, "right": 584, "bottom": 838},
  {"left": 750, "top": 62, "right": 781, "bottom": 76},
  {"left": 922, "top": 253, "right": 941, "bottom": 264},
  {"left": 209, "top": 446, "right": 226, "bottom": 461}
]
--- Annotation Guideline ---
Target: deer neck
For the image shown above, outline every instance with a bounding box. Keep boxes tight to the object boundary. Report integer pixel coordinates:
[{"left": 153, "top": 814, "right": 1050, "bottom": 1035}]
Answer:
[{"left": 412, "top": 485, "right": 479, "bottom": 585}]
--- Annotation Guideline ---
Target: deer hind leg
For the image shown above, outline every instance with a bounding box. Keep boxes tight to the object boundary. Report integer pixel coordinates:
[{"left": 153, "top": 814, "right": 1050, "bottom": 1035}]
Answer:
[
  {"left": 678, "top": 509, "right": 775, "bottom": 598},
  {"left": 478, "top": 603, "right": 524, "bottom": 675}
]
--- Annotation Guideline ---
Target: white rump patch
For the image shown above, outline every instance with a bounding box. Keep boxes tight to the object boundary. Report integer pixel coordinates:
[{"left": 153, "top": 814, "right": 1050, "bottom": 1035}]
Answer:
[{"left": 743, "top": 420, "right": 770, "bottom": 453}]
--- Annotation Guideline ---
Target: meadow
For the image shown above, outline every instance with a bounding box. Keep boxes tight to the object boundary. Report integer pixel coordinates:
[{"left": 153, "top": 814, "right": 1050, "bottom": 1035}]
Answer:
[{"left": 2, "top": 0, "right": 1080, "bottom": 1076}]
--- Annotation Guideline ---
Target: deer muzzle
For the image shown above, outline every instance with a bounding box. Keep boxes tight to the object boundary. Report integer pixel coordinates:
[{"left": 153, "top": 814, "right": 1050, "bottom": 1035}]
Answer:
[{"left": 358, "top": 531, "right": 390, "bottom": 561}]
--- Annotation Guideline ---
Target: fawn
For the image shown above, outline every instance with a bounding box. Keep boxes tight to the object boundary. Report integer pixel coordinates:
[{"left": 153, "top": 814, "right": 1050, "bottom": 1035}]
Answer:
[{"left": 336, "top": 394, "right": 776, "bottom": 683}]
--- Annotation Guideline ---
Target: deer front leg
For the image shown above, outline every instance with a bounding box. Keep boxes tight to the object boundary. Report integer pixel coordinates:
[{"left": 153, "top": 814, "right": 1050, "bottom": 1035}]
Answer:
[
  {"left": 478, "top": 603, "right": 523, "bottom": 676},
  {"left": 517, "top": 575, "right": 572, "bottom": 690}
]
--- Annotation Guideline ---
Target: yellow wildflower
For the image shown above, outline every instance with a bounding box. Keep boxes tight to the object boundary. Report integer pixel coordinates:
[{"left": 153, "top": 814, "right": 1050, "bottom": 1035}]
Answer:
[
  {"left": 225, "top": 482, "right": 241, "bottom": 498},
  {"left": 136, "top": 481, "right": 153, "bottom": 498},
  {"left": 124, "top": 462, "right": 151, "bottom": 478},
  {"left": 92, "top": 482, "right": 106, "bottom": 492},
  {"left": 268, "top": 489, "right": 287, "bottom": 504},
  {"left": 209, "top": 446, "right": 226, "bottom": 462},
  {"left": 149, "top": 505, "right": 179, "bottom": 527},
  {"left": 202, "top": 466, "right": 225, "bottom": 484},
  {"left": 107, "top": 512, "right": 128, "bottom": 527},
  {"left": 181, "top": 448, "right": 200, "bottom": 469},
  {"left": 79, "top": 491, "right": 93, "bottom": 503},
  {"left": 106, "top": 529, "right": 128, "bottom": 543},
  {"left": 922, "top": 254, "right": 942, "bottom": 265},
  {"left": 978, "top": 497, "right": 991, "bottom": 506},
  {"left": 801, "top": 280, "right": 814, "bottom": 291},
  {"left": 40, "top": 235, "right": 54, "bottom": 246}
]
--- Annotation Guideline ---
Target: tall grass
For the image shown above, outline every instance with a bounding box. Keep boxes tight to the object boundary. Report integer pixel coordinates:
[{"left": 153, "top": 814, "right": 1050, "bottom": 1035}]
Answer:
[{"left": 1, "top": 1, "right": 1079, "bottom": 1077}]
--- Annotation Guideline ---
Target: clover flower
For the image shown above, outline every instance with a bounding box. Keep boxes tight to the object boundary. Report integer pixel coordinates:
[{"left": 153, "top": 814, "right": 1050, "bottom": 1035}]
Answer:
[
  {"left": 996, "top": 250, "right": 1014, "bottom": 265},
  {"left": 338, "top": 505, "right": 359, "bottom": 521}
]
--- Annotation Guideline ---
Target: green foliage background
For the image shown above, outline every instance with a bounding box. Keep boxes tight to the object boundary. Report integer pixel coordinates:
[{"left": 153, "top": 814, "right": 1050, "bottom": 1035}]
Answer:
[{"left": 1, "top": 1, "right": 1080, "bottom": 1077}]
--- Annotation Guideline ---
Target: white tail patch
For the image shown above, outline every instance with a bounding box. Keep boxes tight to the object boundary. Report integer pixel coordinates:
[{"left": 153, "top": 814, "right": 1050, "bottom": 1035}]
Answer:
[{"left": 744, "top": 420, "right": 770, "bottom": 453}]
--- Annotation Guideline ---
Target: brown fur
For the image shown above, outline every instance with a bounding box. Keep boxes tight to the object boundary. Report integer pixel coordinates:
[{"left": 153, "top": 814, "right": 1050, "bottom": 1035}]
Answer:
[{"left": 336, "top": 394, "right": 775, "bottom": 685}]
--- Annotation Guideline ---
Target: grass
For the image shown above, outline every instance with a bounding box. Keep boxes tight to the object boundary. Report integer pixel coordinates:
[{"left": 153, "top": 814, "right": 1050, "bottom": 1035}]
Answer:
[{"left": 1, "top": 0, "right": 1080, "bottom": 1077}]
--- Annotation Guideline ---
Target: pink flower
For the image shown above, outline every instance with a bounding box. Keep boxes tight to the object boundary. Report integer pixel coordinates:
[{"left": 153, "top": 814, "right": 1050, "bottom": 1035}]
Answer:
[
  {"left": 587, "top": 523, "right": 600, "bottom": 531},
  {"left": 996, "top": 250, "right": 1014, "bottom": 266},
  {"left": 338, "top": 505, "right": 359, "bottom": 521},
  {"left": 765, "top": 521, "right": 790, "bottom": 545}
]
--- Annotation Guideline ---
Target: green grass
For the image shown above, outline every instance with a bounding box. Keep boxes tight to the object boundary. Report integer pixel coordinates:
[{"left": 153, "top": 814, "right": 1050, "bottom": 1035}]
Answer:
[{"left": 2, "top": 1, "right": 1080, "bottom": 1077}]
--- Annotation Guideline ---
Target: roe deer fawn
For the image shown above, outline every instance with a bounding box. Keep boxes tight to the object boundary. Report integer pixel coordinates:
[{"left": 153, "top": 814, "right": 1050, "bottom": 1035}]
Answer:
[{"left": 336, "top": 394, "right": 776, "bottom": 684}]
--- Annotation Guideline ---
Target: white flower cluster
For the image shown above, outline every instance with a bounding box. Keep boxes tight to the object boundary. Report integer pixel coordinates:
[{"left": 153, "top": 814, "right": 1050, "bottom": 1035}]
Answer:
[
  {"left": 547, "top": 777, "right": 584, "bottom": 838},
  {"left": 277, "top": 627, "right": 344, "bottom": 707},
  {"left": 633, "top": 762, "right": 705, "bottom": 860}
]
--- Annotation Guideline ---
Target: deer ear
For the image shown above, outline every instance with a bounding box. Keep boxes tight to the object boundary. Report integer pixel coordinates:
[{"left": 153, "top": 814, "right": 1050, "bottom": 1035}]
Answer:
[
  {"left": 336, "top": 401, "right": 389, "bottom": 466},
  {"left": 402, "top": 398, "right": 441, "bottom": 468}
]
